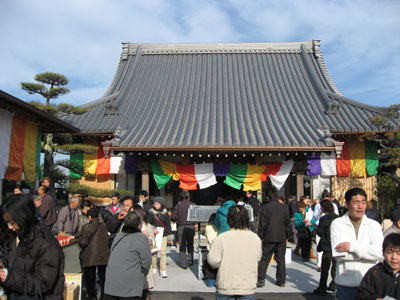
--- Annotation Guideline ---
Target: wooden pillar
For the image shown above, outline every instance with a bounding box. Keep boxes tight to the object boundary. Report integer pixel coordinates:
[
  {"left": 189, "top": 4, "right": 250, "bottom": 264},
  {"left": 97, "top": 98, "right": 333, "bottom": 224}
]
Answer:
[
  {"left": 296, "top": 173, "right": 304, "bottom": 200},
  {"left": 142, "top": 171, "right": 150, "bottom": 193}
]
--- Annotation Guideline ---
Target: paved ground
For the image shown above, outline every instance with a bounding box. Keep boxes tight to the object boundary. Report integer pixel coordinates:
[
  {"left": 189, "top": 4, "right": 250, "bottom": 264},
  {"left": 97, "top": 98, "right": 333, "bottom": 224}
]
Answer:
[{"left": 149, "top": 242, "right": 337, "bottom": 299}]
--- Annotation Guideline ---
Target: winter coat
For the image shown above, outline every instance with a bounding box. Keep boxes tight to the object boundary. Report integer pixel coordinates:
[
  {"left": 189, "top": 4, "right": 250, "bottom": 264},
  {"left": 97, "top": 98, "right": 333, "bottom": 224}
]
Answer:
[
  {"left": 38, "top": 194, "right": 57, "bottom": 227},
  {"left": 247, "top": 196, "right": 260, "bottom": 217},
  {"left": 106, "top": 213, "right": 124, "bottom": 247},
  {"left": 171, "top": 200, "right": 196, "bottom": 226},
  {"left": 1, "top": 223, "right": 65, "bottom": 300},
  {"left": 148, "top": 208, "right": 171, "bottom": 237},
  {"left": 56, "top": 204, "right": 79, "bottom": 235},
  {"left": 214, "top": 200, "right": 236, "bottom": 235},
  {"left": 294, "top": 207, "right": 316, "bottom": 235},
  {"left": 105, "top": 232, "right": 152, "bottom": 298},
  {"left": 79, "top": 218, "right": 110, "bottom": 267},
  {"left": 258, "top": 201, "right": 290, "bottom": 242},
  {"left": 357, "top": 262, "right": 400, "bottom": 300},
  {"left": 105, "top": 203, "right": 123, "bottom": 216},
  {"left": 316, "top": 213, "right": 339, "bottom": 252},
  {"left": 330, "top": 213, "right": 383, "bottom": 288}
]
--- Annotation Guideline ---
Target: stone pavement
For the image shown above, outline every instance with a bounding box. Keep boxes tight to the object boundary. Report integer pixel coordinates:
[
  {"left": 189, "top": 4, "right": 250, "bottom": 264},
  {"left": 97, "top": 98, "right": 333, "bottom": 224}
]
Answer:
[{"left": 150, "top": 243, "right": 337, "bottom": 299}]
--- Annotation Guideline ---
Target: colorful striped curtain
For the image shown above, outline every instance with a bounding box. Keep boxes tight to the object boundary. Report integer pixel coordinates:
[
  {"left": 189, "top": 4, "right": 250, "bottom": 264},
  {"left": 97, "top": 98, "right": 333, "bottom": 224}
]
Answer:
[
  {"left": 83, "top": 141, "right": 98, "bottom": 175},
  {"left": 70, "top": 152, "right": 83, "bottom": 179},
  {"left": 349, "top": 139, "right": 366, "bottom": 177},
  {"left": 23, "top": 122, "right": 39, "bottom": 182},
  {"left": 5, "top": 115, "right": 27, "bottom": 180},
  {"left": 337, "top": 138, "right": 350, "bottom": 177},
  {"left": 365, "top": 141, "right": 378, "bottom": 176},
  {"left": 96, "top": 144, "right": 110, "bottom": 175}
]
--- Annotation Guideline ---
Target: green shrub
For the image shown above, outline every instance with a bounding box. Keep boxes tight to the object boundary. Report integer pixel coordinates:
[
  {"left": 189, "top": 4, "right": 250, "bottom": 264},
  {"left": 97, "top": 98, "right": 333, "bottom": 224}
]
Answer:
[{"left": 66, "top": 183, "right": 132, "bottom": 199}]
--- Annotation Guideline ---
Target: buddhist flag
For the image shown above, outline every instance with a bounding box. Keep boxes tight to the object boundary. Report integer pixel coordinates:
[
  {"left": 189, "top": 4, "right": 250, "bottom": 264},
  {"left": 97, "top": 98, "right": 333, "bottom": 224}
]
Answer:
[
  {"left": 5, "top": 115, "right": 28, "bottom": 180},
  {"left": 70, "top": 152, "right": 83, "bottom": 179},
  {"left": 110, "top": 152, "right": 125, "bottom": 174},
  {"left": 125, "top": 153, "right": 138, "bottom": 174},
  {"left": 224, "top": 163, "right": 266, "bottom": 191},
  {"left": 365, "top": 141, "right": 378, "bottom": 176},
  {"left": 321, "top": 152, "right": 337, "bottom": 176},
  {"left": 306, "top": 154, "right": 321, "bottom": 176},
  {"left": 175, "top": 163, "right": 217, "bottom": 190},
  {"left": 269, "top": 160, "right": 295, "bottom": 190},
  {"left": 23, "top": 122, "right": 39, "bottom": 182},
  {"left": 151, "top": 160, "right": 176, "bottom": 189},
  {"left": 349, "top": 139, "right": 366, "bottom": 177},
  {"left": 0, "top": 109, "right": 13, "bottom": 179},
  {"left": 337, "top": 138, "right": 350, "bottom": 177},
  {"left": 96, "top": 144, "right": 110, "bottom": 175},
  {"left": 83, "top": 141, "right": 98, "bottom": 175}
]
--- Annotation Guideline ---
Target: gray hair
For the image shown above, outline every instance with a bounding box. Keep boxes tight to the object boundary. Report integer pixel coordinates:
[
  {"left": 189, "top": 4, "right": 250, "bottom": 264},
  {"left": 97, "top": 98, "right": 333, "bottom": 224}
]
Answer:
[{"left": 69, "top": 196, "right": 79, "bottom": 204}]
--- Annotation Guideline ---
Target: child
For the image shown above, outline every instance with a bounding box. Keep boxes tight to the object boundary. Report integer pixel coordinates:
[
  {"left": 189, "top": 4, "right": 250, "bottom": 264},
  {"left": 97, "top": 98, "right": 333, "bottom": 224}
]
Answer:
[
  {"left": 148, "top": 197, "right": 172, "bottom": 278},
  {"left": 357, "top": 233, "right": 400, "bottom": 299}
]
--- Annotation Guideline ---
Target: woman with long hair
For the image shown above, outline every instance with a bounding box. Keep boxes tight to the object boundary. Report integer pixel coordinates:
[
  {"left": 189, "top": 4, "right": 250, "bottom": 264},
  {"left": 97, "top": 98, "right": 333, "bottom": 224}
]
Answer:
[{"left": 0, "top": 194, "right": 65, "bottom": 299}]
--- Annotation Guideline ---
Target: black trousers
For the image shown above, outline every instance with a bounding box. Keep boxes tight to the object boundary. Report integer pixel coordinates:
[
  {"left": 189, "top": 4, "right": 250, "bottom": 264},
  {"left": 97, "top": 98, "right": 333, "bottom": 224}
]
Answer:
[
  {"left": 257, "top": 241, "right": 286, "bottom": 284},
  {"left": 318, "top": 252, "right": 337, "bottom": 290},
  {"left": 104, "top": 295, "right": 141, "bottom": 300},
  {"left": 178, "top": 226, "right": 195, "bottom": 254},
  {"left": 84, "top": 265, "right": 106, "bottom": 299},
  {"left": 299, "top": 237, "right": 312, "bottom": 259}
]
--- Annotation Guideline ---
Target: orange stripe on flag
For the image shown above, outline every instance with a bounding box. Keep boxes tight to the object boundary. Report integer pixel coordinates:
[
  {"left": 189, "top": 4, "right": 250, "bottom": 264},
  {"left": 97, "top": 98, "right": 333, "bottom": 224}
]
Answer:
[
  {"left": 5, "top": 115, "right": 28, "bottom": 180},
  {"left": 96, "top": 143, "right": 110, "bottom": 175},
  {"left": 177, "top": 164, "right": 197, "bottom": 190}
]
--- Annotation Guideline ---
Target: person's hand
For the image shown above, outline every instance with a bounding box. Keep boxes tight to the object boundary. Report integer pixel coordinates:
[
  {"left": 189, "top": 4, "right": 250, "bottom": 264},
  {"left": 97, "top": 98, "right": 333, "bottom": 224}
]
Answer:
[
  {"left": 118, "top": 211, "right": 128, "bottom": 220},
  {"left": 0, "top": 268, "right": 7, "bottom": 282},
  {"left": 303, "top": 219, "right": 309, "bottom": 223},
  {"left": 335, "top": 242, "right": 350, "bottom": 253},
  {"left": 290, "top": 218, "right": 294, "bottom": 221},
  {"left": 154, "top": 228, "right": 159, "bottom": 235}
]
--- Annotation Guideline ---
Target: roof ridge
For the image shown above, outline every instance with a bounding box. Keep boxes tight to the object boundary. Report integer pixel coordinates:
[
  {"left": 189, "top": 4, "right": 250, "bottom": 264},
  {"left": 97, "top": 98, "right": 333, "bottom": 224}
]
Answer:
[
  {"left": 80, "top": 92, "right": 119, "bottom": 109},
  {"left": 325, "top": 90, "right": 388, "bottom": 114},
  {"left": 121, "top": 41, "right": 315, "bottom": 55}
]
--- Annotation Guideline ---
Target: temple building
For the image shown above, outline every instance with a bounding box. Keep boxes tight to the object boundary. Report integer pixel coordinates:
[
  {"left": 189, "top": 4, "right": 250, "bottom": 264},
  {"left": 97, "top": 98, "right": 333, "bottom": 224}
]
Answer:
[{"left": 62, "top": 40, "right": 389, "bottom": 206}]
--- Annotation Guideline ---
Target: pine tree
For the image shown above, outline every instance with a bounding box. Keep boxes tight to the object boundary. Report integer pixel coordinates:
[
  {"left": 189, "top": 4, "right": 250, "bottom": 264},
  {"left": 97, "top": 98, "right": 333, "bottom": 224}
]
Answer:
[{"left": 21, "top": 72, "right": 97, "bottom": 186}]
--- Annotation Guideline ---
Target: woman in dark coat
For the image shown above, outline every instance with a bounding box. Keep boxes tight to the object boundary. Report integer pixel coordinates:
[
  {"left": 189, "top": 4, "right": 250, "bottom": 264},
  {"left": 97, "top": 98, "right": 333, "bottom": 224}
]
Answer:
[
  {"left": 79, "top": 208, "right": 110, "bottom": 300},
  {"left": 0, "top": 194, "right": 65, "bottom": 300}
]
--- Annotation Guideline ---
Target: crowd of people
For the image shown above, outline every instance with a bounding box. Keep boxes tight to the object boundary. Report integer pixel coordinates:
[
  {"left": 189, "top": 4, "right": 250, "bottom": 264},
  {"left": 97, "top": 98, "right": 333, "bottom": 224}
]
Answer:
[{"left": 1, "top": 179, "right": 400, "bottom": 300}]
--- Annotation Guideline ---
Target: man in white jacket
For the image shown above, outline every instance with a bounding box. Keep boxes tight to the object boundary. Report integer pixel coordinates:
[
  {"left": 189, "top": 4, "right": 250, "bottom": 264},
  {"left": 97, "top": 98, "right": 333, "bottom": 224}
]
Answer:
[{"left": 330, "top": 188, "right": 383, "bottom": 300}]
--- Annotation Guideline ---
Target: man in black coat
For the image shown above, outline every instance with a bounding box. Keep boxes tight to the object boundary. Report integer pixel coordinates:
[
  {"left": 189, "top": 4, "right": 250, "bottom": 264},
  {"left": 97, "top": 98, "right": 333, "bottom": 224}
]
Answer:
[
  {"left": 246, "top": 190, "right": 261, "bottom": 233},
  {"left": 257, "top": 189, "right": 290, "bottom": 288}
]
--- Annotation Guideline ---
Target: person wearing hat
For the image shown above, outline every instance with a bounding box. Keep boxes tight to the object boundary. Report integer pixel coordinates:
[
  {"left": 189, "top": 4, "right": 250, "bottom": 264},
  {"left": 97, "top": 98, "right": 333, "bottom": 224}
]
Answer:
[
  {"left": 148, "top": 196, "right": 171, "bottom": 278},
  {"left": 384, "top": 209, "right": 400, "bottom": 238}
]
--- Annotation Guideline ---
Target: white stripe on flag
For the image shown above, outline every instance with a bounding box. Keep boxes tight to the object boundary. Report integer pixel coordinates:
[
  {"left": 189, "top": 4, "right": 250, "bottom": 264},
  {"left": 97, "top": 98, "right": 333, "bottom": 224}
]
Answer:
[
  {"left": 110, "top": 152, "right": 126, "bottom": 174},
  {"left": 321, "top": 152, "right": 337, "bottom": 176},
  {"left": 194, "top": 163, "right": 217, "bottom": 189},
  {"left": 269, "top": 159, "right": 295, "bottom": 191}
]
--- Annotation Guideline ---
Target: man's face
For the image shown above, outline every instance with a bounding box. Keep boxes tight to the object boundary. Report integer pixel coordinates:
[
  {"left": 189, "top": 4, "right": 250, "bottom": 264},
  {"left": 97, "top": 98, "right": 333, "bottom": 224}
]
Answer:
[
  {"left": 42, "top": 179, "right": 50, "bottom": 188},
  {"left": 346, "top": 194, "right": 367, "bottom": 222},
  {"left": 246, "top": 192, "right": 252, "bottom": 199},
  {"left": 70, "top": 201, "right": 79, "bottom": 209},
  {"left": 139, "top": 195, "right": 147, "bottom": 203},
  {"left": 111, "top": 197, "right": 120, "bottom": 206},
  {"left": 123, "top": 199, "right": 133, "bottom": 212},
  {"left": 14, "top": 188, "right": 21, "bottom": 195},
  {"left": 384, "top": 246, "right": 400, "bottom": 273},
  {"left": 38, "top": 187, "right": 45, "bottom": 197}
]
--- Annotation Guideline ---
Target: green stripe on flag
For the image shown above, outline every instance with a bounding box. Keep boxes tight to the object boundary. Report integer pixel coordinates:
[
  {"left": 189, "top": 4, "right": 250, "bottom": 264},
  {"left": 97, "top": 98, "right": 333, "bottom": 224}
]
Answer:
[
  {"left": 224, "top": 163, "right": 248, "bottom": 190},
  {"left": 365, "top": 141, "right": 379, "bottom": 176},
  {"left": 151, "top": 159, "right": 172, "bottom": 189},
  {"left": 70, "top": 152, "right": 84, "bottom": 179}
]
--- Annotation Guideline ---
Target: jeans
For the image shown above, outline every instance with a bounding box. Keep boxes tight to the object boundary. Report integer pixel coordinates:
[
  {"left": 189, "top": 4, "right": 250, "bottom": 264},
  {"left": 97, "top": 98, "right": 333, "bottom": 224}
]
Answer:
[
  {"left": 336, "top": 285, "right": 358, "bottom": 300},
  {"left": 216, "top": 292, "right": 255, "bottom": 300}
]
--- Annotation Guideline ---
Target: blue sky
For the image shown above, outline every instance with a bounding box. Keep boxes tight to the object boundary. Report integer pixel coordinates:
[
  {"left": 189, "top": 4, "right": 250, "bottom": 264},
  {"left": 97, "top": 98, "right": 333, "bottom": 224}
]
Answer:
[{"left": 1, "top": 0, "right": 399, "bottom": 108}]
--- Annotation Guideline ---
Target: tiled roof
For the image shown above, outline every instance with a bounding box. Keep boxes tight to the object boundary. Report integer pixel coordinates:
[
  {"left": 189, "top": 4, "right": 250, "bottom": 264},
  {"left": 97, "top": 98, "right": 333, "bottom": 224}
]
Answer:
[{"left": 62, "top": 40, "right": 388, "bottom": 150}]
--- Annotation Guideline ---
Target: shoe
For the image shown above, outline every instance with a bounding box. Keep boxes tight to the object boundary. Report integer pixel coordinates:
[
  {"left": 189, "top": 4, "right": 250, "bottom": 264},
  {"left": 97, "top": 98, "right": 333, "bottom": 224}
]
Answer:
[
  {"left": 256, "top": 280, "right": 265, "bottom": 288},
  {"left": 160, "top": 271, "right": 168, "bottom": 278},
  {"left": 152, "top": 269, "right": 157, "bottom": 275},
  {"left": 313, "top": 288, "right": 327, "bottom": 294},
  {"left": 327, "top": 284, "right": 337, "bottom": 292},
  {"left": 275, "top": 282, "right": 285, "bottom": 287},
  {"left": 188, "top": 252, "right": 194, "bottom": 267},
  {"left": 303, "top": 258, "right": 311, "bottom": 262}
]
